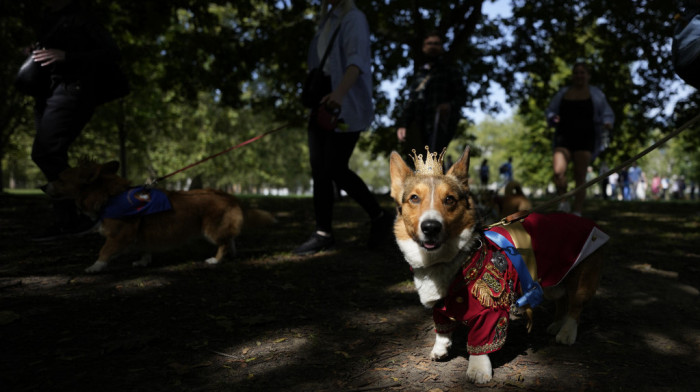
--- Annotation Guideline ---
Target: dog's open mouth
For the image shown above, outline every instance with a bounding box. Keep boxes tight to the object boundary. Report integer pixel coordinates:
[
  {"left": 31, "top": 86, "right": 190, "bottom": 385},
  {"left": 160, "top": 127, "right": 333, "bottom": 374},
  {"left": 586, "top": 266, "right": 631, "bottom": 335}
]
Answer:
[{"left": 421, "top": 240, "right": 442, "bottom": 250}]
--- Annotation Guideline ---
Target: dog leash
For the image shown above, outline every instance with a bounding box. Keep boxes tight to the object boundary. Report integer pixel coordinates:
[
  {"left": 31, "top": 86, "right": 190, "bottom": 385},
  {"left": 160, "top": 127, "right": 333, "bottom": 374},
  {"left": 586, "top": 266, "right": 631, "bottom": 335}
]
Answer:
[
  {"left": 483, "top": 111, "right": 700, "bottom": 230},
  {"left": 147, "top": 123, "right": 291, "bottom": 186}
]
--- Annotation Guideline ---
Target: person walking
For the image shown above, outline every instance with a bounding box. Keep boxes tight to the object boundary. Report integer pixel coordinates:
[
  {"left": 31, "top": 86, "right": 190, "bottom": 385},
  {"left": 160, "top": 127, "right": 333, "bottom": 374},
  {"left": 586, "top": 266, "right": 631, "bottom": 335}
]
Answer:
[
  {"left": 27, "top": 0, "right": 127, "bottom": 240},
  {"left": 479, "top": 159, "right": 489, "bottom": 188},
  {"left": 546, "top": 62, "right": 614, "bottom": 216},
  {"left": 395, "top": 31, "right": 466, "bottom": 156},
  {"left": 294, "top": 0, "right": 391, "bottom": 255},
  {"left": 498, "top": 157, "right": 513, "bottom": 189}
]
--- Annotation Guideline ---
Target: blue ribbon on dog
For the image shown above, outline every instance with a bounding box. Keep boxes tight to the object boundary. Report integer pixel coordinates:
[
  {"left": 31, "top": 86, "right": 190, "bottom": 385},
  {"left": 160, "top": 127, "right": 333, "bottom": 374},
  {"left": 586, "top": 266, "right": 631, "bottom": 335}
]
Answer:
[{"left": 485, "top": 230, "right": 543, "bottom": 309}]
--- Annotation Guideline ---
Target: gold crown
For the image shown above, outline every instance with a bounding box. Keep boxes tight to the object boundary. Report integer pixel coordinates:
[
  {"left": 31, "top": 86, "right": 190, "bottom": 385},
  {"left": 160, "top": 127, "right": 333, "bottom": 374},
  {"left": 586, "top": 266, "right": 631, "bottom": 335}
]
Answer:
[{"left": 410, "top": 146, "right": 446, "bottom": 175}]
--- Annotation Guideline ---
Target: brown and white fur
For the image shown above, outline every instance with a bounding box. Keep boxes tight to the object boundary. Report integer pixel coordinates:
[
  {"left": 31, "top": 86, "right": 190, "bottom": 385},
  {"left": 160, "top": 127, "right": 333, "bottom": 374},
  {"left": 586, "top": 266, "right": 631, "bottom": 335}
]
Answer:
[
  {"left": 389, "top": 147, "right": 603, "bottom": 384},
  {"left": 44, "top": 160, "right": 275, "bottom": 273},
  {"left": 497, "top": 181, "right": 532, "bottom": 218},
  {"left": 478, "top": 181, "right": 532, "bottom": 225}
]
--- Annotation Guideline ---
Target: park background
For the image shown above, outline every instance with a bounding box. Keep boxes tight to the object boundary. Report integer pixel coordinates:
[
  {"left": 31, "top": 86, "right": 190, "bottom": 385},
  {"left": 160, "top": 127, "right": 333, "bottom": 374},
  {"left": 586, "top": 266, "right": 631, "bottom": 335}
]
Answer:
[
  {"left": 2, "top": 2, "right": 700, "bottom": 391},
  {"left": 1, "top": 0, "right": 698, "bottom": 197}
]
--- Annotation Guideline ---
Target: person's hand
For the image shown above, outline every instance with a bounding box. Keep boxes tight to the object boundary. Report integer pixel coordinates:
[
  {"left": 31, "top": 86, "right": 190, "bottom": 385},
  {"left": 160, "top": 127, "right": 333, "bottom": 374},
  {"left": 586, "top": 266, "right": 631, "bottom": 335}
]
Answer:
[
  {"left": 397, "top": 127, "right": 407, "bottom": 142},
  {"left": 551, "top": 115, "right": 560, "bottom": 124},
  {"left": 32, "top": 48, "right": 66, "bottom": 66},
  {"left": 321, "top": 90, "right": 343, "bottom": 109},
  {"left": 603, "top": 122, "right": 612, "bottom": 130}
]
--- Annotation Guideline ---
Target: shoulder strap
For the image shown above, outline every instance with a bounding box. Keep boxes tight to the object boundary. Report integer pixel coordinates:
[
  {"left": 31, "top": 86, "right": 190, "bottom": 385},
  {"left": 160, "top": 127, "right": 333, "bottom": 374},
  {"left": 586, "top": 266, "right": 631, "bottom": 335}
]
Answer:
[
  {"left": 484, "top": 230, "right": 543, "bottom": 309},
  {"left": 318, "top": 24, "right": 341, "bottom": 71}
]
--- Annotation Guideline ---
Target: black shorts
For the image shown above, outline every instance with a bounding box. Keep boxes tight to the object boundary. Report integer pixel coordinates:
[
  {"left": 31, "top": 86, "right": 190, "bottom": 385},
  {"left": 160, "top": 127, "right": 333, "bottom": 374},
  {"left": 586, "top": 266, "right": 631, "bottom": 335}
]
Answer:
[{"left": 553, "top": 128, "right": 594, "bottom": 153}]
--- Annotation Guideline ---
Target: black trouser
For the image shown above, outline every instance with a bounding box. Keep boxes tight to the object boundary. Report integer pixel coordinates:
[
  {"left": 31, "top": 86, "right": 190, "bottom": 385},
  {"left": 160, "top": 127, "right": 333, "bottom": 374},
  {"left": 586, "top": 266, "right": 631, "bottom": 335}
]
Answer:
[
  {"left": 307, "top": 118, "right": 382, "bottom": 233},
  {"left": 32, "top": 81, "right": 95, "bottom": 181},
  {"left": 31, "top": 81, "right": 95, "bottom": 225}
]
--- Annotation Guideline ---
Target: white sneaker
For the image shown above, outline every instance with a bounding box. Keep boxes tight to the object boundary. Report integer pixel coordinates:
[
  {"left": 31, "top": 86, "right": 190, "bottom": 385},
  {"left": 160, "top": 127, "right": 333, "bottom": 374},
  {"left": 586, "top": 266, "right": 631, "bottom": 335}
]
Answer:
[{"left": 557, "top": 201, "right": 571, "bottom": 213}]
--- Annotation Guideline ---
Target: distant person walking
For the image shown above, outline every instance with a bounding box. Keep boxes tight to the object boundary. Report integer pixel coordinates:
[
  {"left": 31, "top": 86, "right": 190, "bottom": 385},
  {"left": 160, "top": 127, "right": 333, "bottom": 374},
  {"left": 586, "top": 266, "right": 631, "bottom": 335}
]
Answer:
[
  {"left": 25, "top": 0, "right": 127, "bottom": 240},
  {"left": 395, "top": 30, "right": 466, "bottom": 156},
  {"left": 546, "top": 62, "right": 614, "bottom": 216},
  {"left": 479, "top": 159, "right": 490, "bottom": 187},
  {"left": 627, "top": 162, "right": 643, "bottom": 201},
  {"left": 651, "top": 173, "right": 662, "bottom": 200},
  {"left": 498, "top": 157, "right": 513, "bottom": 189}
]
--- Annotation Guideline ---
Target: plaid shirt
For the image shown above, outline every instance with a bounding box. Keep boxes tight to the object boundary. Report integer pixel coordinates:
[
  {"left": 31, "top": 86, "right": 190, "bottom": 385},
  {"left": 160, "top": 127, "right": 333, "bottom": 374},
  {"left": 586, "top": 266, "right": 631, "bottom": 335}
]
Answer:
[{"left": 398, "top": 58, "right": 466, "bottom": 148}]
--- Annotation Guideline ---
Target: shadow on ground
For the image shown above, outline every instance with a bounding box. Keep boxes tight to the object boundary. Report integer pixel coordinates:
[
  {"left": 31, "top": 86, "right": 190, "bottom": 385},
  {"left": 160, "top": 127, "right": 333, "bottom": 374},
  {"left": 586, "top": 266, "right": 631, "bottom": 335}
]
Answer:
[{"left": 1, "top": 193, "right": 699, "bottom": 391}]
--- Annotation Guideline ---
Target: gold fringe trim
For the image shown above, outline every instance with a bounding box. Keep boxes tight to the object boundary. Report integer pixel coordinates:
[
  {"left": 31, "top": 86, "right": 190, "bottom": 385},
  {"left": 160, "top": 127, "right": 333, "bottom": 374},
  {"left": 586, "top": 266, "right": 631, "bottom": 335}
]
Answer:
[{"left": 471, "top": 280, "right": 494, "bottom": 308}]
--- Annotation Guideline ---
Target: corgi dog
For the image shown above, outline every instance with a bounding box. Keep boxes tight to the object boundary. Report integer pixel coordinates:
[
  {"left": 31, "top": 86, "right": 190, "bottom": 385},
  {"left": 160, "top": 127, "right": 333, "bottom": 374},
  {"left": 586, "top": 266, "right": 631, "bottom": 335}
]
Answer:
[
  {"left": 474, "top": 182, "right": 531, "bottom": 226},
  {"left": 389, "top": 147, "right": 607, "bottom": 384},
  {"left": 43, "top": 160, "right": 275, "bottom": 273},
  {"left": 497, "top": 181, "right": 533, "bottom": 218}
]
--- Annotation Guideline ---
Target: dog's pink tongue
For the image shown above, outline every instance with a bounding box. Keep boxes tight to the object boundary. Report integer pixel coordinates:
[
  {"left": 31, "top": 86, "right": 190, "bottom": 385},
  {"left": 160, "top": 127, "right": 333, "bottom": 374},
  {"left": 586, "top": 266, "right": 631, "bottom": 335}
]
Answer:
[{"left": 424, "top": 242, "right": 436, "bottom": 249}]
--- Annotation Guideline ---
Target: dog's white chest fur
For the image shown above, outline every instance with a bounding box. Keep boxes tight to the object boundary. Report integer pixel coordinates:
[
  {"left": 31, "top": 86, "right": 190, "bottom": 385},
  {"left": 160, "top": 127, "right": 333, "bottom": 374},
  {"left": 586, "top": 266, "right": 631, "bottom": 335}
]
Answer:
[{"left": 411, "top": 254, "right": 465, "bottom": 307}]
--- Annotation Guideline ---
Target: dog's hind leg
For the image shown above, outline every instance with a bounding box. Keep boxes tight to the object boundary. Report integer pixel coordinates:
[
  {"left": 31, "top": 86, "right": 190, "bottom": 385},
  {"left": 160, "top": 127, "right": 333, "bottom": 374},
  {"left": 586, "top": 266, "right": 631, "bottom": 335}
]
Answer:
[
  {"left": 555, "top": 252, "right": 604, "bottom": 345},
  {"left": 546, "top": 287, "right": 568, "bottom": 336}
]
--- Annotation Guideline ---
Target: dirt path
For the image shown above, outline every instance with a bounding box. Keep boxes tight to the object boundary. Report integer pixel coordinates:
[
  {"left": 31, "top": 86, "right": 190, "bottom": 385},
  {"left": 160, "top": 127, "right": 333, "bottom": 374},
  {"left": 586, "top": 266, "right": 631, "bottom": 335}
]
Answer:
[{"left": 1, "top": 193, "right": 699, "bottom": 391}]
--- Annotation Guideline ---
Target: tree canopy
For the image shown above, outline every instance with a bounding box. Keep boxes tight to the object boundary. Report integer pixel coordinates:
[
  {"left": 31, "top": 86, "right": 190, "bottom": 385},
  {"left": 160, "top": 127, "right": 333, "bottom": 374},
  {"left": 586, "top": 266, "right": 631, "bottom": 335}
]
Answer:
[{"left": 1, "top": 0, "right": 697, "bottom": 192}]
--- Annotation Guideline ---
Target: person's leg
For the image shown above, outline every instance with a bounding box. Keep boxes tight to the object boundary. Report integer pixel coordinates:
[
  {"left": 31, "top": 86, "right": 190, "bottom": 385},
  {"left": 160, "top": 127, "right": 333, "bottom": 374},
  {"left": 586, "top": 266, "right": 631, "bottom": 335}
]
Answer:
[
  {"left": 553, "top": 147, "right": 570, "bottom": 194},
  {"left": 32, "top": 83, "right": 95, "bottom": 182},
  {"left": 329, "top": 131, "right": 392, "bottom": 248},
  {"left": 293, "top": 118, "right": 337, "bottom": 255},
  {"left": 553, "top": 147, "right": 571, "bottom": 212},
  {"left": 572, "top": 150, "right": 592, "bottom": 214},
  {"left": 307, "top": 119, "right": 335, "bottom": 234},
  {"left": 329, "top": 132, "right": 383, "bottom": 220},
  {"left": 31, "top": 83, "right": 96, "bottom": 239}
]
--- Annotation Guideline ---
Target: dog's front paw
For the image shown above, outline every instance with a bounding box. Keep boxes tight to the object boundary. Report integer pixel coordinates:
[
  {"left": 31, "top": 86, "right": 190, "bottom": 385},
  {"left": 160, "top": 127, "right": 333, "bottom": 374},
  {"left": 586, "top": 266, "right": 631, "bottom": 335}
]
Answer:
[
  {"left": 467, "top": 354, "right": 493, "bottom": 384},
  {"left": 555, "top": 316, "right": 578, "bottom": 345},
  {"left": 205, "top": 257, "right": 220, "bottom": 265},
  {"left": 85, "top": 260, "right": 108, "bottom": 273},
  {"left": 429, "top": 333, "right": 452, "bottom": 360}
]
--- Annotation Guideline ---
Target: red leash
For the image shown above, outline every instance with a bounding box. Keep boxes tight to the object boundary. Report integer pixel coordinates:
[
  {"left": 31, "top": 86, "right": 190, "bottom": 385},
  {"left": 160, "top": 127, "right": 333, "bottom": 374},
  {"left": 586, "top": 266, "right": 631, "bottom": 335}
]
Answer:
[{"left": 150, "top": 123, "right": 290, "bottom": 185}]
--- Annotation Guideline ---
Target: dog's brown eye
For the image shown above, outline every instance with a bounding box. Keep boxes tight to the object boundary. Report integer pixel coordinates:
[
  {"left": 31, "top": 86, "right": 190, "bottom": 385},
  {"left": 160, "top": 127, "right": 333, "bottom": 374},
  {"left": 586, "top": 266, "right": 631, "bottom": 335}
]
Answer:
[
  {"left": 409, "top": 194, "right": 420, "bottom": 204},
  {"left": 444, "top": 195, "right": 457, "bottom": 206}
]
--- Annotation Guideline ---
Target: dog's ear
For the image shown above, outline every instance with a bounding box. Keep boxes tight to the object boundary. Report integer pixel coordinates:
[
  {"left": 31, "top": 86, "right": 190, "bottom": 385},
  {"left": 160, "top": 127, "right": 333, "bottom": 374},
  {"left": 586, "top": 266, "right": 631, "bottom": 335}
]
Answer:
[
  {"left": 446, "top": 146, "right": 471, "bottom": 184},
  {"left": 389, "top": 151, "right": 412, "bottom": 202},
  {"left": 101, "top": 161, "right": 120, "bottom": 175}
]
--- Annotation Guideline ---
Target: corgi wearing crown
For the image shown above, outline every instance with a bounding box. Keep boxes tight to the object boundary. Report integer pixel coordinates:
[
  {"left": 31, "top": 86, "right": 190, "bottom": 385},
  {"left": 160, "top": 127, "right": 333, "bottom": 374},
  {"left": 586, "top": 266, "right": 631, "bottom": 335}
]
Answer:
[{"left": 389, "top": 146, "right": 608, "bottom": 383}]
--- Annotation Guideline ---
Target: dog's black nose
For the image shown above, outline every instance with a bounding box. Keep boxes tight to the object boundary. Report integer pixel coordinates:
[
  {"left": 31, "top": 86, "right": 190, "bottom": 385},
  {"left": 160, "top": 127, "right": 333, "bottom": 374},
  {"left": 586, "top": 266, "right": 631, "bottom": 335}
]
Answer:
[{"left": 421, "top": 220, "right": 442, "bottom": 236}]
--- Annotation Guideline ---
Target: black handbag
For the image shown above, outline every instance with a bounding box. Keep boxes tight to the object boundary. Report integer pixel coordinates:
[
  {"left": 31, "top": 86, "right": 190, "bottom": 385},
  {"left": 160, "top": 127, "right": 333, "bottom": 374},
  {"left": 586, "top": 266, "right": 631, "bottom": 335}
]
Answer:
[
  {"left": 15, "top": 49, "right": 51, "bottom": 96},
  {"left": 301, "top": 25, "right": 341, "bottom": 108}
]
